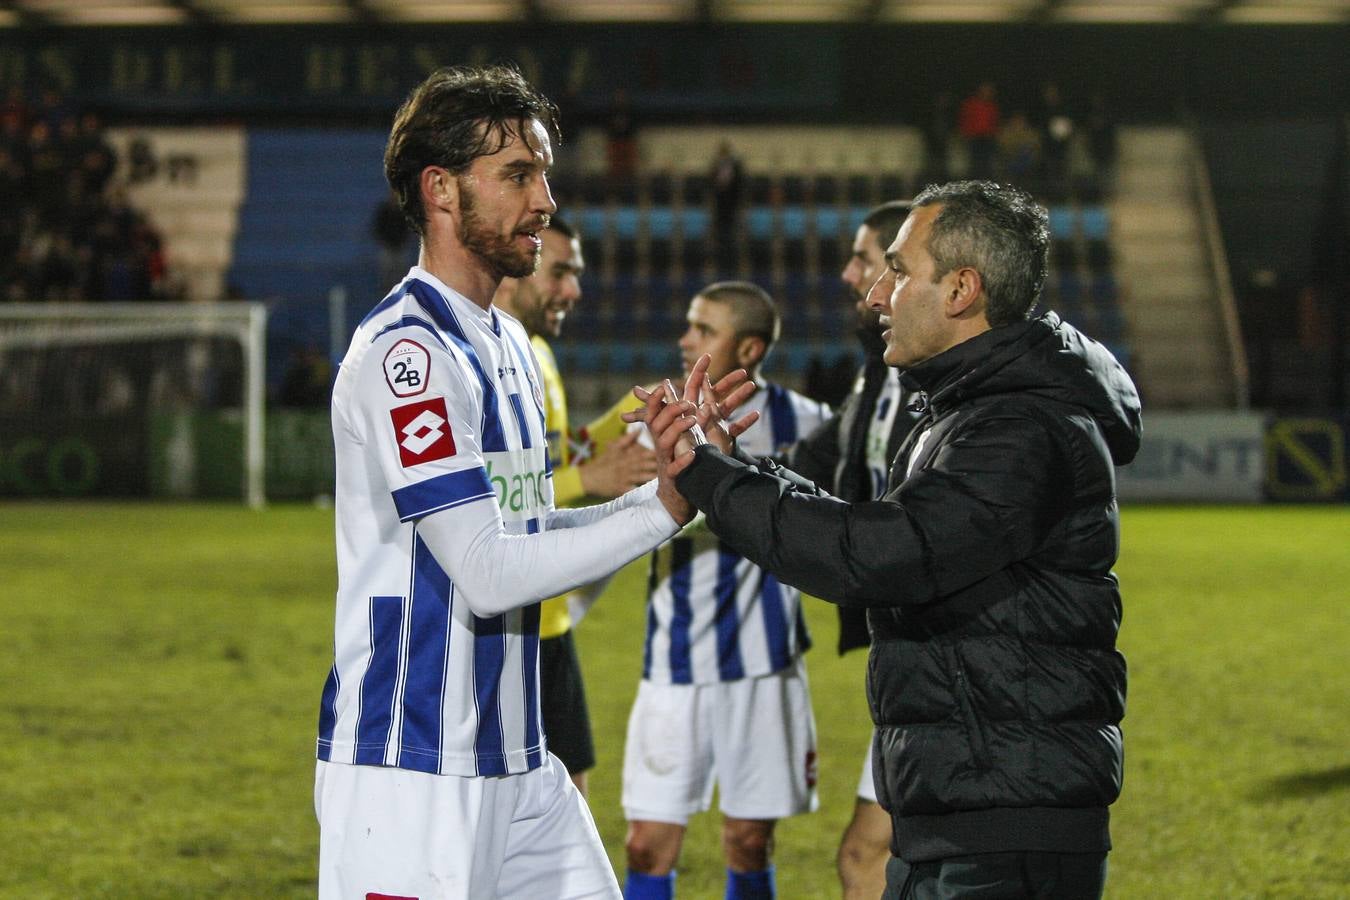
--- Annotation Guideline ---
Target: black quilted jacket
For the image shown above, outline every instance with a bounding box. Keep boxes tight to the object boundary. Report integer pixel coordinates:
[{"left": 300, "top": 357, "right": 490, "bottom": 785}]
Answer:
[{"left": 677, "top": 312, "right": 1142, "bottom": 862}]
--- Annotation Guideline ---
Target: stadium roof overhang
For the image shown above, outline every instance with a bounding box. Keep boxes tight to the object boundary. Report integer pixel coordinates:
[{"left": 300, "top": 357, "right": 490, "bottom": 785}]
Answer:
[{"left": 2, "top": 0, "right": 1348, "bottom": 27}]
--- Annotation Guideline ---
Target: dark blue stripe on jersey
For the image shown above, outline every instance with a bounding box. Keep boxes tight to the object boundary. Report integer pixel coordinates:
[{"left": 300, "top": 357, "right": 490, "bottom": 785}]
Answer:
[
  {"left": 355, "top": 595, "right": 404, "bottom": 765},
  {"left": 369, "top": 315, "right": 450, "bottom": 351},
  {"left": 358, "top": 281, "right": 411, "bottom": 330},
  {"left": 759, "top": 574, "right": 792, "bottom": 673},
  {"left": 397, "top": 536, "right": 452, "bottom": 774},
  {"left": 766, "top": 383, "right": 799, "bottom": 453},
  {"left": 714, "top": 544, "right": 746, "bottom": 681},
  {"left": 642, "top": 550, "right": 659, "bottom": 679},
  {"left": 521, "top": 601, "right": 543, "bottom": 769},
  {"left": 502, "top": 328, "right": 545, "bottom": 419},
  {"left": 316, "top": 662, "right": 340, "bottom": 761},
  {"left": 471, "top": 612, "right": 509, "bottom": 776},
  {"left": 508, "top": 393, "right": 533, "bottom": 449},
  {"left": 667, "top": 537, "right": 695, "bottom": 684},
  {"left": 392, "top": 467, "right": 493, "bottom": 522},
  {"left": 875, "top": 395, "right": 893, "bottom": 424},
  {"left": 407, "top": 279, "right": 508, "bottom": 453}
]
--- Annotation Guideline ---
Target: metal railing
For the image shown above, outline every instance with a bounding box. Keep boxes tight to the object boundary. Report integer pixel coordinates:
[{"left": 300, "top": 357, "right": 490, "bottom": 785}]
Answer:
[{"left": 1187, "top": 128, "right": 1251, "bottom": 409}]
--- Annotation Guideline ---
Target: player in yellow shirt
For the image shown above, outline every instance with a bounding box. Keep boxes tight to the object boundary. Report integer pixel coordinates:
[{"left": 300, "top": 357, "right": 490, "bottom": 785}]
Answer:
[{"left": 494, "top": 213, "right": 656, "bottom": 797}]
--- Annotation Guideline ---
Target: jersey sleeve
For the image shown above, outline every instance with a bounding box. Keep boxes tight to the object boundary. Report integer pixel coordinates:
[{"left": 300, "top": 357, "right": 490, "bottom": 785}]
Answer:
[{"left": 350, "top": 325, "right": 494, "bottom": 522}]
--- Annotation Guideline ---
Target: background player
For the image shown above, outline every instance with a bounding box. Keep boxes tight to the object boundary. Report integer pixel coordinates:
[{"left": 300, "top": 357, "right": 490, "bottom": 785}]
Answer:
[
  {"left": 784, "top": 200, "right": 922, "bottom": 900},
  {"left": 314, "top": 65, "right": 752, "bottom": 900},
  {"left": 493, "top": 212, "right": 657, "bottom": 798},
  {"left": 620, "top": 282, "right": 831, "bottom": 900}
]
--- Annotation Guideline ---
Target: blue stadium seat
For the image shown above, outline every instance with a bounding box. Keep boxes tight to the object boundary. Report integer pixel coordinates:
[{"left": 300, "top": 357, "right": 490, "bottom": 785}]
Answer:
[
  {"left": 647, "top": 207, "right": 676, "bottom": 240},
  {"left": 612, "top": 207, "right": 642, "bottom": 239},
  {"left": 746, "top": 207, "right": 775, "bottom": 239},
  {"left": 1080, "top": 206, "right": 1110, "bottom": 241},
  {"left": 1048, "top": 206, "right": 1076, "bottom": 240},
  {"left": 680, "top": 208, "right": 710, "bottom": 240}
]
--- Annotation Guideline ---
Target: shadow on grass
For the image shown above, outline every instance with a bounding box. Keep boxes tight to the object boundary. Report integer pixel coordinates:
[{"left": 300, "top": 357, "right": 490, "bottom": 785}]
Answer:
[{"left": 1250, "top": 765, "right": 1350, "bottom": 801}]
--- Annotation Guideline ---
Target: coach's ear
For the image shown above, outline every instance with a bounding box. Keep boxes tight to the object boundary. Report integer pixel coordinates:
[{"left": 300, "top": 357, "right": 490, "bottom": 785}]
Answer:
[{"left": 421, "top": 165, "right": 458, "bottom": 222}]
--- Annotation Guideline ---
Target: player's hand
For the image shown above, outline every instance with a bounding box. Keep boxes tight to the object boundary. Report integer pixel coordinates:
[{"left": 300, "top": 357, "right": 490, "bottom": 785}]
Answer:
[
  {"left": 638, "top": 381, "right": 699, "bottom": 524},
  {"left": 578, "top": 430, "right": 658, "bottom": 498}
]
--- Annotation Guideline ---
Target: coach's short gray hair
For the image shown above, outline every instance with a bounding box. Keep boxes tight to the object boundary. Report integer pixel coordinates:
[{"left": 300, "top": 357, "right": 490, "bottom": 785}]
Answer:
[{"left": 910, "top": 181, "right": 1049, "bottom": 327}]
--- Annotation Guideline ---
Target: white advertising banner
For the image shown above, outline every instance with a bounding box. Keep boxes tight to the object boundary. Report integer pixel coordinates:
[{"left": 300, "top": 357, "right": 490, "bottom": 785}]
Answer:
[{"left": 1116, "top": 411, "right": 1267, "bottom": 503}]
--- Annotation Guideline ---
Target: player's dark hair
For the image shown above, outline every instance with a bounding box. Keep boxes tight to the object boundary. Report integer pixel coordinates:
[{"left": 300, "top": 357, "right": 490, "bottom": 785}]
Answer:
[
  {"left": 385, "top": 65, "right": 561, "bottom": 235},
  {"left": 911, "top": 181, "right": 1049, "bottom": 327},
  {"left": 697, "top": 280, "right": 781, "bottom": 349},
  {"left": 862, "top": 200, "right": 911, "bottom": 252}
]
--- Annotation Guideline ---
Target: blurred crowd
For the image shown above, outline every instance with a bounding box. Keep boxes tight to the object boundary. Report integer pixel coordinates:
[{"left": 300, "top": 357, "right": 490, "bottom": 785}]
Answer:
[
  {"left": 926, "top": 80, "right": 1118, "bottom": 201},
  {"left": 0, "top": 87, "right": 168, "bottom": 302}
]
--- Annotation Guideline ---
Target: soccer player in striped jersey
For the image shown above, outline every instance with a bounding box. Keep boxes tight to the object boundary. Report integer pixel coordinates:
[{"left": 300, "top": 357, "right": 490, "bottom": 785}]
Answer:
[
  {"left": 313, "top": 66, "right": 734, "bottom": 900},
  {"left": 622, "top": 282, "right": 831, "bottom": 900},
  {"left": 493, "top": 213, "right": 657, "bottom": 800}
]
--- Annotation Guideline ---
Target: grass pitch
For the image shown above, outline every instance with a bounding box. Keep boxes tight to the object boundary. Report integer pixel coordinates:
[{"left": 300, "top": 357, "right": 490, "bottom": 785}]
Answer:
[{"left": 0, "top": 503, "right": 1345, "bottom": 898}]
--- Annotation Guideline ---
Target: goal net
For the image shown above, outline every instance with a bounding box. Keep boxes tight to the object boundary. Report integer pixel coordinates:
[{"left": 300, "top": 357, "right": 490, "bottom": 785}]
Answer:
[{"left": 0, "top": 303, "right": 267, "bottom": 507}]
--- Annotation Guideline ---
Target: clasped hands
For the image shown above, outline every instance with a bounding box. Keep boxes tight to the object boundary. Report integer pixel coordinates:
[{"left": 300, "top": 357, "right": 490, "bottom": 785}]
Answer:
[{"left": 622, "top": 354, "right": 760, "bottom": 525}]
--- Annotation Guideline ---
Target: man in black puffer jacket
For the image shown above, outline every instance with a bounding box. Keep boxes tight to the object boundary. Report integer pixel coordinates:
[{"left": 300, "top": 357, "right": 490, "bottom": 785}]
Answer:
[{"left": 640, "top": 181, "right": 1141, "bottom": 898}]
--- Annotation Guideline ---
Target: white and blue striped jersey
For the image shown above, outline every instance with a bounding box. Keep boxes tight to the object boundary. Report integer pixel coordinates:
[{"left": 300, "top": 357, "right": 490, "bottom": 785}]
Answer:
[
  {"left": 643, "top": 383, "right": 830, "bottom": 685},
  {"left": 865, "top": 368, "right": 907, "bottom": 500},
  {"left": 317, "top": 267, "right": 677, "bottom": 778}
]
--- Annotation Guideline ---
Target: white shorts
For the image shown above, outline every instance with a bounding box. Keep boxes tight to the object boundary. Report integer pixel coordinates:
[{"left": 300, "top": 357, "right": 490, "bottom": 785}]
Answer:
[
  {"left": 315, "top": 753, "right": 620, "bottom": 900},
  {"left": 857, "top": 728, "right": 878, "bottom": 803},
  {"left": 622, "top": 657, "right": 818, "bottom": 824}
]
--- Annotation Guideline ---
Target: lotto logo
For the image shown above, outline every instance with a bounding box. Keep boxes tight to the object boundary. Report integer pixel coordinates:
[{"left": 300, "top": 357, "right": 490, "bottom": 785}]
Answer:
[{"left": 390, "top": 397, "right": 456, "bottom": 468}]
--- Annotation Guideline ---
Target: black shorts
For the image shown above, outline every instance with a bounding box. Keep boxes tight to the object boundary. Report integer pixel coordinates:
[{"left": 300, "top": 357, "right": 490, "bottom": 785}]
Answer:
[{"left": 539, "top": 630, "right": 596, "bottom": 775}]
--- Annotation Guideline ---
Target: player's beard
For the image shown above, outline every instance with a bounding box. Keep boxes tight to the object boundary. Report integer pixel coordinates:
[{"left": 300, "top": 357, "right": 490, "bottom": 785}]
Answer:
[
  {"left": 515, "top": 283, "right": 554, "bottom": 338},
  {"left": 458, "top": 181, "right": 539, "bottom": 280},
  {"left": 851, "top": 288, "right": 886, "bottom": 355}
]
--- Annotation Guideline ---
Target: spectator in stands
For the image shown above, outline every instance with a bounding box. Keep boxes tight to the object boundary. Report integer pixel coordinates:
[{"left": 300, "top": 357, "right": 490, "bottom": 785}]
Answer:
[
  {"left": 1034, "top": 82, "right": 1075, "bottom": 195},
  {"left": 605, "top": 87, "right": 639, "bottom": 181},
  {"left": 279, "top": 344, "right": 333, "bottom": 407},
  {"left": 75, "top": 112, "right": 117, "bottom": 197},
  {"left": 3, "top": 98, "right": 164, "bottom": 303},
  {"left": 997, "top": 111, "right": 1042, "bottom": 185},
  {"left": 127, "top": 136, "right": 158, "bottom": 184},
  {"left": 923, "top": 91, "right": 955, "bottom": 182},
  {"left": 1083, "top": 93, "right": 1119, "bottom": 188},
  {"left": 35, "top": 87, "right": 74, "bottom": 135},
  {"left": 0, "top": 86, "right": 28, "bottom": 138},
  {"left": 26, "top": 120, "right": 65, "bottom": 220},
  {"left": 958, "top": 82, "right": 1000, "bottom": 180},
  {"left": 371, "top": 188, "right": 410, "bottom": 290},
  {"left": 710, "top": 140, "right": 745, "bottom": 274}
]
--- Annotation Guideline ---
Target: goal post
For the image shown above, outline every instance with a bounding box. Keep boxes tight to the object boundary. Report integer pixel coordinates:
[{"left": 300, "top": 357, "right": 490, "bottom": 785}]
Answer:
[{"left": 0, "top": 302, "right": 268, "bottom": 508}]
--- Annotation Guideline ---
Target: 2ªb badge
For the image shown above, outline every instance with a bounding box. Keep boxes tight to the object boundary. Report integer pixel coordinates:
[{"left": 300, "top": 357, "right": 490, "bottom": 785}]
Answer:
[{"left": 384, "top": 339, "right": 430, "bottom": 397}]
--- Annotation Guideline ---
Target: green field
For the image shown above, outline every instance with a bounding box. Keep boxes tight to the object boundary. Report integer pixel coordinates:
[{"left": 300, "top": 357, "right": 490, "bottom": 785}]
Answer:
[{"left": 0, "top": 503, "right": 1345, "bottom": 898}]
